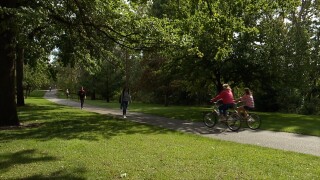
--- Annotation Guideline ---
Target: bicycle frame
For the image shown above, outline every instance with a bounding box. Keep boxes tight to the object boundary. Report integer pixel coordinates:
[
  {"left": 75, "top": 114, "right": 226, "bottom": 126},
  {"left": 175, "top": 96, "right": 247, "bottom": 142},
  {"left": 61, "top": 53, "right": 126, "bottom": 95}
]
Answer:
[
  {"left": 203, "top": 102, "right": 242, "bottom": 131},
  {"left": 233, "top": 102, "right": 261, "bottom": 130}
]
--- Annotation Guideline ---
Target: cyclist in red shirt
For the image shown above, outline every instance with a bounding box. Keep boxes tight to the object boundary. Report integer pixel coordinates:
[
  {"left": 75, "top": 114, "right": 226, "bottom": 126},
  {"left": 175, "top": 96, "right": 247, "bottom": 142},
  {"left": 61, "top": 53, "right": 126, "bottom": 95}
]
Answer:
[{"left": 210, "top": 84, "right": 235, "bottom": 120}]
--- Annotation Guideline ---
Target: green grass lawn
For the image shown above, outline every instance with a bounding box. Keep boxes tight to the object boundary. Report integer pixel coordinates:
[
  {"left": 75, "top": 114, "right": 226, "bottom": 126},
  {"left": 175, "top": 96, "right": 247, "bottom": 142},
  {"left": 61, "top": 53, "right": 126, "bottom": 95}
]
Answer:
[
  {"left": 0, "top": 95, "right": 318, "bottom": 179},
  {"left": 57, "top": 90, "right": 320, "bottom": 137}
]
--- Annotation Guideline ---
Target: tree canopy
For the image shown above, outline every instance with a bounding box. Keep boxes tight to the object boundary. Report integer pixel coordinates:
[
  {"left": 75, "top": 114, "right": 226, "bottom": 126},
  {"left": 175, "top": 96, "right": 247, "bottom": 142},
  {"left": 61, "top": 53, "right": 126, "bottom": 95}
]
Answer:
[{"left": 1, "top": 0, "right": 320, "bottom": 126}]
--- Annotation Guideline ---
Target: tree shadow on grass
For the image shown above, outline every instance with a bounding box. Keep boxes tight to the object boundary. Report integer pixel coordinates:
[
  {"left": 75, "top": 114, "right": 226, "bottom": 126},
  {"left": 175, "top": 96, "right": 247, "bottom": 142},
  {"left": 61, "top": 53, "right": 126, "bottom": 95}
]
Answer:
[
  {"left": 0, "top": 149, "right": 86, "bottom": 179},
  {"left": 1, "top": 103, "right": 175, "bottom": 142},
  {"left": 0, "top": 149, "right": 56, "bottom": 172},
  {"left": 21, "top": 167, "right": 86, "bottom": 180}
]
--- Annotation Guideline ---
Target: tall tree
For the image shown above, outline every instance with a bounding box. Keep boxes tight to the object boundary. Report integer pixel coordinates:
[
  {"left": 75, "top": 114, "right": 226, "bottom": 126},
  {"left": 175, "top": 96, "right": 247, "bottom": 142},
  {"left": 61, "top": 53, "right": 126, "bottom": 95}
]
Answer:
[
  {"left": 0, "top": 1, "right": 19, "bottom": 126},
  {"left": 1, "top": 0, "right": 156, "bottom": 126}
]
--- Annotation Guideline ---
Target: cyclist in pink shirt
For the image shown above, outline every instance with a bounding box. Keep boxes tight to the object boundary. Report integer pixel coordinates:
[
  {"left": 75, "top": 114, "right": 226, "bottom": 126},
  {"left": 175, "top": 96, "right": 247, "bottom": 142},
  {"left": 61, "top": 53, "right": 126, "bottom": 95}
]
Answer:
[
  {"left": 210, "top": 84, "right": 235, "bottom": 119},
  {"left": 236, "top": 88, "right": 255, "bottom": 118}
]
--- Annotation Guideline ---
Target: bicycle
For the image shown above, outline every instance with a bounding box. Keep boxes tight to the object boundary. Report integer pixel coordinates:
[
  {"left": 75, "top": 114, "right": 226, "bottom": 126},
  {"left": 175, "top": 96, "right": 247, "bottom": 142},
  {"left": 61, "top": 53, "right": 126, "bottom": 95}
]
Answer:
[
  {"left": 237, "top": 111, "right": 261, "bottom": 130},
  {"left": 203, "top": 102, "right": 241, "bottom": 131}
]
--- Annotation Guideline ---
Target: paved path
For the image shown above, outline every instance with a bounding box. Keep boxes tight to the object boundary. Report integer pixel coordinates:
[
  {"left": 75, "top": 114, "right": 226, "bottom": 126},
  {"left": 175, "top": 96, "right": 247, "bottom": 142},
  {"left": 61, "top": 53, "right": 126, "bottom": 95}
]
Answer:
[{"left": 44, "top": 90, "right": 320, "bottom": 157}]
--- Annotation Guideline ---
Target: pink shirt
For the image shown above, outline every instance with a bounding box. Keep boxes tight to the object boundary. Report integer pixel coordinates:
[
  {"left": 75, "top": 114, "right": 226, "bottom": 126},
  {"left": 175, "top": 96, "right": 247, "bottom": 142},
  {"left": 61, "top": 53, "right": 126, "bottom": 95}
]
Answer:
[
  {"left": 241, "top": 94, "right": 254, "bottom": 108},
  {"left": 211, "top": 89, "right": 234, "bottom": 104}
]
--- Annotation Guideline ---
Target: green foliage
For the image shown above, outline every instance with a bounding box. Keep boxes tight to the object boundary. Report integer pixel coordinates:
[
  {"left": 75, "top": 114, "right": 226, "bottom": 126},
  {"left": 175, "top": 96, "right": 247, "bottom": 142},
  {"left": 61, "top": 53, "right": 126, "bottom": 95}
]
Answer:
[
  {"left": 138, "top": 0, "right": 265, "bottom": 104},
  {"left": 24, "top": 64, "right": 51, "bottom": 91},
  {"left": 138, "top": 0, "right": 319, "bottom": 114},
  {"left": 28, "top": 90, "right": 46, "bottom": 97},
  {"left": 5, "top": 0, "right": 320, "bottom": 114},
  {"left": 300, "top": 98, "right": 320, "bottom": 115}
]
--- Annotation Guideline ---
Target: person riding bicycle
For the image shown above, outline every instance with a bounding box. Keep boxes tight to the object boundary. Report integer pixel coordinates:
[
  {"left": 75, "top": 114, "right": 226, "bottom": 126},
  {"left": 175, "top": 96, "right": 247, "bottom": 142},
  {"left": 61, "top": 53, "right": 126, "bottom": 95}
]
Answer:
[
  {"left": 236, "top": 88, "right": 255, "bottom": 118},
  {"left": 210, "top": 84, "right": 235, "bottom": 120}
]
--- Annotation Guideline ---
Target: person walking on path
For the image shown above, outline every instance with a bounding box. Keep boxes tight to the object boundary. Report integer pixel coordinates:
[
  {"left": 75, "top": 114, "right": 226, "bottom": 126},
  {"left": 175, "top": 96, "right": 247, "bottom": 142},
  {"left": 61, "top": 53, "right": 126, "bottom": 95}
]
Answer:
[
  {"left": 119, "top": 87, "right": 131, "bottom": 118},
  {"left": 78, "top": 86, "right": 86, "bottom": 109},
  {"left": 66, "top": 89, "right": 70, "bottom": 99}
]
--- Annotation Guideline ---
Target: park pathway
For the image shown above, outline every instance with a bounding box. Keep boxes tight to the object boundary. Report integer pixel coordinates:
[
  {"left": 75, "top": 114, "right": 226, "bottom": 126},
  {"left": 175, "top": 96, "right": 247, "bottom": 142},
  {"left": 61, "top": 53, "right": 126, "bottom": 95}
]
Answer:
[{"left": 44, "top": 90, "right": 320, "bottom": 157}]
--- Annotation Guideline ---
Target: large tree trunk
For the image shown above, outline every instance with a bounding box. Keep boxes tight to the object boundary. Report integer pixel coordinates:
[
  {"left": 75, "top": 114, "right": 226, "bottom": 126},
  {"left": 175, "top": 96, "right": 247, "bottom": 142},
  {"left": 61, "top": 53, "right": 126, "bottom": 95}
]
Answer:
[
  {"left": 16, "top": 45, "right": 25, "bottom": 106},
  {"left": 0, "top": 1, "right": 20, "bottom": 126}
]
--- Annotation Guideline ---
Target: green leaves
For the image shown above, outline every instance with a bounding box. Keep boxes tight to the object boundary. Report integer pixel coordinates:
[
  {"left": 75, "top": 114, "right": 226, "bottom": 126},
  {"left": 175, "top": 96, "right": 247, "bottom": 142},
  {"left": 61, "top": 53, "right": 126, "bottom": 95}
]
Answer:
[{"left": 6, "top": 0, "right": 319, "bottom": 113}]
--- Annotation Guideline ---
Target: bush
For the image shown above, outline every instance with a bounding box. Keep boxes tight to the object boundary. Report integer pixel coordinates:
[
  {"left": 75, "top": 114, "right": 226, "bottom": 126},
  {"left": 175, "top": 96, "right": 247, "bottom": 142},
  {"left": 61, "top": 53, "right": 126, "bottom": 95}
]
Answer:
[{"left": 299, "top": 98, "right": 320, "bottom": 115}]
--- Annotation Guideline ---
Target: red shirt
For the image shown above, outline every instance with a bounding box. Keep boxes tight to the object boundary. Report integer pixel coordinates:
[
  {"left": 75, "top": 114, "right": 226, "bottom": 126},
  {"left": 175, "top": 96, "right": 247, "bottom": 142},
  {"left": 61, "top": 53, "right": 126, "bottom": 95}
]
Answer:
[{"left": 211, "top": 89, "right": 234, "bottom": 104}]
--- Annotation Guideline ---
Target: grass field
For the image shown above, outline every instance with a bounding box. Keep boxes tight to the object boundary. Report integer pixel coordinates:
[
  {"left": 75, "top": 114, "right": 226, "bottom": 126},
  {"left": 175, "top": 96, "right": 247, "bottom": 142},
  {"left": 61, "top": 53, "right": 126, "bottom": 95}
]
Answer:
[
  {"left": 58, "top": 90, "right": 320, "bottom": 137},
  {"left": 0, "top": 91, "right": 319, "bottom": 179}
]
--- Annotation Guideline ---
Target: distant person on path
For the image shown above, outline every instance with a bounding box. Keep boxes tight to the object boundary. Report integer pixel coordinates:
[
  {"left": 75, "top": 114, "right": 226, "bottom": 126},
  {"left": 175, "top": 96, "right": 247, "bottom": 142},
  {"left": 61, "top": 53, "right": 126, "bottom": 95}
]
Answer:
[
  {"left": 49, "top": 86, "right": 52, "bottom": 92},
  {"left": 66, "top": 89, "right": 70, "bottom": 99},
  {"left": 210, "top": 84, "right": 235, "bottom": 120},
  {"left": 78, "top": 87, "right": 86, "bottom": 109},
  {"left": 119, "top": 87, "right": 131, "bottom": 119},
  {"left": 236, "top": 88, "right": 255, "bottom": 118}
]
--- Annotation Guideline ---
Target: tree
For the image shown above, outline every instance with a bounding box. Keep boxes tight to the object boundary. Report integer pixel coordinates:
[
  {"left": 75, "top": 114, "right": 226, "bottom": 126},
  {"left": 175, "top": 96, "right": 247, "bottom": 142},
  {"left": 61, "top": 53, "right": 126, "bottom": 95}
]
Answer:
[
  {"left": 0, "top": 1, "right": 19, "bottom": 126},
  {"left": 23, "top": 63, "right": 51, "bottom": 97},
  {"left": 145, "top": 0, "right": 261, "bottom": 101},
  {"left": 1, "top": 0, "right": 159, "bottom": 126}
]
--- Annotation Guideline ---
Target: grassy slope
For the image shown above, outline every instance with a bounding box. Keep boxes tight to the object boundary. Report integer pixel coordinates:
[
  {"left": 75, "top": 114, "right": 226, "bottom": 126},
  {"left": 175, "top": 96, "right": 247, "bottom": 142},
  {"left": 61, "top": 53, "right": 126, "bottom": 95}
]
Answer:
[{"left": 0, "top": 92, "right": 318, "bottom": 179}]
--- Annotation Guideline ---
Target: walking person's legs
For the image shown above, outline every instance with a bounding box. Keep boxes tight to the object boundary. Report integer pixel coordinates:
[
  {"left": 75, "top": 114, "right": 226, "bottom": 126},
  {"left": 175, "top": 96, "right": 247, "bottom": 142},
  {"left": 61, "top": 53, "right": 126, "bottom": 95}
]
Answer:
[
  {"left": 80, "top": 98, "right": 84, "bottom": 109},
  {"left": 218, "top": 104, "right": 228, "bottom": 120},
  {"left": 122, "top": 101, "right": 128, "bottom": 118}
]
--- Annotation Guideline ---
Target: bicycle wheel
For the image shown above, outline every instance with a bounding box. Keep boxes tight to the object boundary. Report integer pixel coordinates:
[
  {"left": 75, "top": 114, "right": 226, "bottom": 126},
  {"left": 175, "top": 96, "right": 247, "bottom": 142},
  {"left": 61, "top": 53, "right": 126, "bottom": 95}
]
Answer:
[
  {"left": 226, "top": 113, "right": 241, "bottom": 131},
  {"left": 203, "top": 112, "right": 218, "bottom": 128},
  {"left": 247, "top": 113, "right": 261, "bottom": 130}
]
